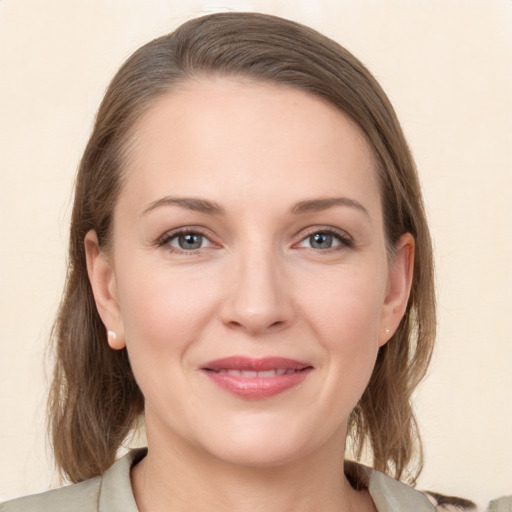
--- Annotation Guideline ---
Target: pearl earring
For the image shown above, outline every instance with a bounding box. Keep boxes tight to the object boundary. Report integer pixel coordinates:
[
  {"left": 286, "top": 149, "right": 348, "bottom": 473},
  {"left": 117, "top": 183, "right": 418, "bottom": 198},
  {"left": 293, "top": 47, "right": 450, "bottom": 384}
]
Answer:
[
  {"left": 107, "top": 330, "right": 117, "bottom": 341},
  {"left": 385, "top": 328, "right": 391, "bottom": 335}
]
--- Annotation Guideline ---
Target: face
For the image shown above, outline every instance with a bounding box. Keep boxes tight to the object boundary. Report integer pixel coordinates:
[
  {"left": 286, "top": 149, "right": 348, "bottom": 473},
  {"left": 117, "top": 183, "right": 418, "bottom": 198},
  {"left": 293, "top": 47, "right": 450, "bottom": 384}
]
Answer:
[{"left": 87, "top": 77, "right": 413, "bottom": 468}]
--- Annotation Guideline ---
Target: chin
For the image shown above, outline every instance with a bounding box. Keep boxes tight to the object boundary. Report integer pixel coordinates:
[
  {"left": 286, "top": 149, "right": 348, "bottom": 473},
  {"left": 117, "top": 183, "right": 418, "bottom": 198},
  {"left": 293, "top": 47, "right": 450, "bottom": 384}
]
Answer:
[{"left": 201, "top": 418, "right": 344, "bottom": 469}]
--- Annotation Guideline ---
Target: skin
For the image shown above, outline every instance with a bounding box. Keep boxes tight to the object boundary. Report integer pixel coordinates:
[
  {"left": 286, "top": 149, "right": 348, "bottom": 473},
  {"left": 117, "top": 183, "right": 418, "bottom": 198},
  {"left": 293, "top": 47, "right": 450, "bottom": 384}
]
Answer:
[{"left": 86, "top": 77, "right": 414, "bottom": 512}]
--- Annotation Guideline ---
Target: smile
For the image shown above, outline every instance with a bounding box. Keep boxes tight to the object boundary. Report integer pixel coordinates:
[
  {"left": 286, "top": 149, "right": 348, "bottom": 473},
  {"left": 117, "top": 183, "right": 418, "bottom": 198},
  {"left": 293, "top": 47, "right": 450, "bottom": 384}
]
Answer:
[
  {"left": 213, "top": 369, "right": 299, "bottom": 377},
  {"left": 201, "top": 357, "right": 313, "bottom": 400}
]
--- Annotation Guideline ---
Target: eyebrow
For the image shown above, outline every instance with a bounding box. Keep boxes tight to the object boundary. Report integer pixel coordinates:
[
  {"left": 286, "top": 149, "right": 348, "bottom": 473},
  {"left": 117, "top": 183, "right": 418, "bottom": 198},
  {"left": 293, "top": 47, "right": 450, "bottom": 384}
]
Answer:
[
  {"left": 141, "top": 195, "right": 369, "bottom": 218},
  {"left": 291, "top": 197, "right": 370, "bottom": 217},
  {"left": 141, "top": 196, "right": 225, "bottom": 216}
]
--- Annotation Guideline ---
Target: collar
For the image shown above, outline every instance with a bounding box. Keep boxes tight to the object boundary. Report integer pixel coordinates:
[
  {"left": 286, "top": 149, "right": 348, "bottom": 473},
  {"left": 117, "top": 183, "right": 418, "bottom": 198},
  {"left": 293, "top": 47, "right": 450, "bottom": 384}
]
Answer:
[{"left": 98, "top": 449, "right": 434, "bottom": 512}]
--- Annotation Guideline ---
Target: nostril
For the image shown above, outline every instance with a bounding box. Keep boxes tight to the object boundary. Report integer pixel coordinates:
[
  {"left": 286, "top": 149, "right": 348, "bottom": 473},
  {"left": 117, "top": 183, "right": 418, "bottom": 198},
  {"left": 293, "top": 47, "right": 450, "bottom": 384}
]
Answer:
[
  {"left": 226, "top": 320, "right": 243, "bottom": 329},
  {"left": 224, "top": 318, "right": 287, "bottom": 334}
]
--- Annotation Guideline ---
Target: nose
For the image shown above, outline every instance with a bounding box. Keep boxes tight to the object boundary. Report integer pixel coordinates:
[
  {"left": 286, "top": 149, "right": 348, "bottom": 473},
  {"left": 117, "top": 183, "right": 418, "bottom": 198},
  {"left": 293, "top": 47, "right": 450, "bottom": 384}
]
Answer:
[{"left": 219, "top": 247, "right": 295, "bottom": 336}]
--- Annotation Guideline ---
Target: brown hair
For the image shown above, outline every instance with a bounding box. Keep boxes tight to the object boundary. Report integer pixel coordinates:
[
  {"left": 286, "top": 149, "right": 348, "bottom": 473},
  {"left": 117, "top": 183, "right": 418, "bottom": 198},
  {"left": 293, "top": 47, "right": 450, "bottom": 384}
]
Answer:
[{"left": 49, "top": 12, "right": 435, "bottom": 485}]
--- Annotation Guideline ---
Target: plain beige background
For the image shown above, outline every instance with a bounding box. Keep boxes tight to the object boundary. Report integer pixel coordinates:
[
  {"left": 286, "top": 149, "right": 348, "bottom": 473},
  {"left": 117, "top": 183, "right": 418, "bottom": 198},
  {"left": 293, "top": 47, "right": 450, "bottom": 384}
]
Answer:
[{"left": 1, "top": 0, "right": 511, "bottom": 508}]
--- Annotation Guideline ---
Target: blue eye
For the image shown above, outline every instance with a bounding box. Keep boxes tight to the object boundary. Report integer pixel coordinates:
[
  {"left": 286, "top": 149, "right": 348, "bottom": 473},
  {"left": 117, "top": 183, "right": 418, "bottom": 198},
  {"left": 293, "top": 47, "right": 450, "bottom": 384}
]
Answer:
[
  {"left": 309, "top": 233, "right": 337, "bottom": 249},
  {"left": 297, "top": 230, "right": 349, "bottom": 250},
  {"left": 167, "top": 232, "right": 212, "bottom": 251}
]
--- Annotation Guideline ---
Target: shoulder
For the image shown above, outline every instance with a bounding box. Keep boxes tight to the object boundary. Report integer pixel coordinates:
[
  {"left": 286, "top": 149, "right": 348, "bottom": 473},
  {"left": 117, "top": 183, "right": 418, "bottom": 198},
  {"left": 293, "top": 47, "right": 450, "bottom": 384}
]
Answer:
[
  {"left": 345, "top": 460, "right": 435, "bottom": 510},
  {"left": 485, "top": 495, "right": 512, "bottom": 512},
  {"left": 0, "top": 477, "right": 101, "bottom": 512},
  {"left": 345, "top": 461, "right": 476, "bottom": 512},
  {"left": 0, "top": 448, "right": 146, "bottom": 512}
]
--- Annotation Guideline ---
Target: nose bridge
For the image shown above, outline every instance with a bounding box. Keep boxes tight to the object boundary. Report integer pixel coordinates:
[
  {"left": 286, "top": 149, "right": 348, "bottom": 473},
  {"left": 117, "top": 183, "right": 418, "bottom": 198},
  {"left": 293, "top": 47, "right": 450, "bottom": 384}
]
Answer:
[{"left": 221, "top": 238, "right": 293, "bottom": 334}]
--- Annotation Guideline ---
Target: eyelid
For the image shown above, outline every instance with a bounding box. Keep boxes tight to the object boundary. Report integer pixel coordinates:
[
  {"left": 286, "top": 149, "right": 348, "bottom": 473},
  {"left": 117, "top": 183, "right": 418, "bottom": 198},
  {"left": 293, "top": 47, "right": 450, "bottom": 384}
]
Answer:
[
  {"left": 294, "top": 226, "right": 353, "bottom": 249},
  {"left": 156, "top": 226, "right": 219, "bottom": 254},
  {"left": 155, "top": 225, "right": 353, "bottom": 254}
]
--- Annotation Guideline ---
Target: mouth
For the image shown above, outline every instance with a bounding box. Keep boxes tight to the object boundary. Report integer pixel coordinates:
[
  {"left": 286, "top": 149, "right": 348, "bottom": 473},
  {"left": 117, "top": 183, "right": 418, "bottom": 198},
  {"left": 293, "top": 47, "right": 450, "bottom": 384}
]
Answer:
[{"left": 201, "top": 356, "right": 313, "bottom": 399}]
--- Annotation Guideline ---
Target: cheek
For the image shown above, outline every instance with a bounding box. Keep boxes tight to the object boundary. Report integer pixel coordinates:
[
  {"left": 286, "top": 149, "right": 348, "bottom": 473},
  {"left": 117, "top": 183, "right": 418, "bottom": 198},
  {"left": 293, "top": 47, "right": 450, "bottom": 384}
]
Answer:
[
  {"left": 301, "top": 266, "right": 386, "bottom": 344},
  {"left": 113, "top": 263, "right": 224, "bottom": 419},
  {"left": 299, "top": 267, "right": 387, "bottom": 393},
  {"left": 115, "top": 263, "right": 220, "bottom": 360}
]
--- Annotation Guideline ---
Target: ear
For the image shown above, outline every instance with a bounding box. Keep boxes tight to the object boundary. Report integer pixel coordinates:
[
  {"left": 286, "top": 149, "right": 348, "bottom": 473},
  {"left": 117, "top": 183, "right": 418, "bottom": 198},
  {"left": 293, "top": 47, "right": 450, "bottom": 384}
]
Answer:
[
  {"left": 84, "top": 230, "right": 126, "bottom": 350},
  {"left": 378, "top": 233, "right": 415, "bottom": 347}
]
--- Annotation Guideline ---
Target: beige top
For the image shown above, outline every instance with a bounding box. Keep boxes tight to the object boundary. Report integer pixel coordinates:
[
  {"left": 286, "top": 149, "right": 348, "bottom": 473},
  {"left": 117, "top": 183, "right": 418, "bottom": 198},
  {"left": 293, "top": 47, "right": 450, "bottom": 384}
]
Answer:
[
  {"left": 486, "top": 496, "right": 512, "bottom": 512},
  {"left": 0, "top": 448, "right": 438, "bottom": 511}
]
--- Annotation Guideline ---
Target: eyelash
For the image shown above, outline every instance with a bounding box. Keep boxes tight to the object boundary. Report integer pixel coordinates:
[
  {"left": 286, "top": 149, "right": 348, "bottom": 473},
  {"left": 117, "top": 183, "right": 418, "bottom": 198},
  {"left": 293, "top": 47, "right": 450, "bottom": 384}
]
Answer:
[
  {"left": 156, "top": 228, "right": 216, "bottom": 255},
  {"left": 295, "top": 227, "right": 353, "bottom": 252},
  {"left": 156, "top": 226, "right": 353, "bottom": 255}
]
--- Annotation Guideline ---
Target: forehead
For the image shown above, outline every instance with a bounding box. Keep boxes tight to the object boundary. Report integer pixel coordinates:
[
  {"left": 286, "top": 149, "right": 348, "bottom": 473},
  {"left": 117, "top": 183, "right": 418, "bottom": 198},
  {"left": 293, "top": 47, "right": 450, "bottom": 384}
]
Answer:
[{"left": 120, "top": 77, "right": 381, "bottom": 217}]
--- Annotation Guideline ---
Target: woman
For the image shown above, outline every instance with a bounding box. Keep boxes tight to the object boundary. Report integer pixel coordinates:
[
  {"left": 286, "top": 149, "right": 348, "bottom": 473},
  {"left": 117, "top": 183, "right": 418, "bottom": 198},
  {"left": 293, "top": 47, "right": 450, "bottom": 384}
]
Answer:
[{"left": 0, "top": 12, "right": 475, "bottom": 512}]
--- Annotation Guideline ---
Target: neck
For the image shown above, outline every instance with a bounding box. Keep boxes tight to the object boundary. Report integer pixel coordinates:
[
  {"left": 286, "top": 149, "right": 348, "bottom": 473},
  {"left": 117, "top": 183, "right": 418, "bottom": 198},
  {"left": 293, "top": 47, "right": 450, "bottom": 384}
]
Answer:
[{"left": 131, "top": 426, "right": 375, "bottom": 512}]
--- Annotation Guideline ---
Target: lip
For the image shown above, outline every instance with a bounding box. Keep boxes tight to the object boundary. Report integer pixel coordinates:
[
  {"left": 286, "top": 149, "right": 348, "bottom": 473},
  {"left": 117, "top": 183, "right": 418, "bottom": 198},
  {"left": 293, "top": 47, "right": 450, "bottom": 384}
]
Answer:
[{"left": 201, "top": 356, "right": 313, "bottom": 400}]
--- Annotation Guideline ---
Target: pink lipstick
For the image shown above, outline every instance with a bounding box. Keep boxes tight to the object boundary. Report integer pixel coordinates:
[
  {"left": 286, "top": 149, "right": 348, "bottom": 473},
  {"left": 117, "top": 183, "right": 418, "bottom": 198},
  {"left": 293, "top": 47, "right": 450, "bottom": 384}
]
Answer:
[{"left": 201, "top": 356, "right": 313, "bottom": 399}]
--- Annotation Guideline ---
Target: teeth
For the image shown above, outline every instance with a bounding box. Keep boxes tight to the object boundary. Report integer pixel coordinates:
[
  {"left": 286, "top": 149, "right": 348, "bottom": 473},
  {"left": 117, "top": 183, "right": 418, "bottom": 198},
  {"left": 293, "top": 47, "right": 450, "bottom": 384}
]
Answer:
[
  {"left": 216, "top": 369, "right": 299, "bottom": 377},
  {"left": 258, "top": 370, "right": 276, "bottom": 378},
  {"left": 226, "top": 370, "right": 257, "bottom": 377}
]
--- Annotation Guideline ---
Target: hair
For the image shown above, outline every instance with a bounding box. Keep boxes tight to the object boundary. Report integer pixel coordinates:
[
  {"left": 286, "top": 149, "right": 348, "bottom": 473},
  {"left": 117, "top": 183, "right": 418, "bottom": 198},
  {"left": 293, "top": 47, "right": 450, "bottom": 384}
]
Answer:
[{"left": 48, "top": 11, "right": 435, "bottom": 485}]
